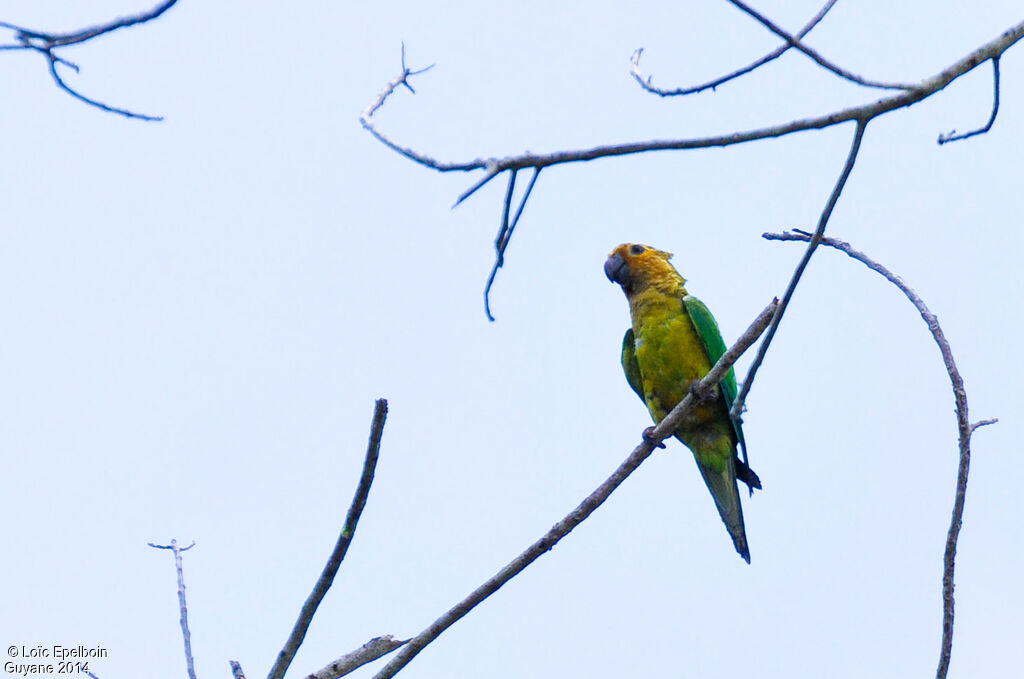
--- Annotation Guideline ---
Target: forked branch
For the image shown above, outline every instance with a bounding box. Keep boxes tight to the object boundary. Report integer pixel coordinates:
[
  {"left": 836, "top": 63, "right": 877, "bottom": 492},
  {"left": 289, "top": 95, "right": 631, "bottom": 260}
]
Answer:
[{"left": 0, "top": 0, "right": 179, "bottom": 120}]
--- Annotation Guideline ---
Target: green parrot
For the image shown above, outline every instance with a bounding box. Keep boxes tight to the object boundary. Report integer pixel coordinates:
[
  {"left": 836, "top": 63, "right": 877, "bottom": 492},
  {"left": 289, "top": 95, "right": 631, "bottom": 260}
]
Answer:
[{"left": 604, "top": 243, "right": 761, "bottom": 563}]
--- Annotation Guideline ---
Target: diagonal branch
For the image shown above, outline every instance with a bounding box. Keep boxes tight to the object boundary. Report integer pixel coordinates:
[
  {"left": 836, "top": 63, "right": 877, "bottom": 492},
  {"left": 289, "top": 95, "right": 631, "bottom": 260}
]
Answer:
[
  {"left": 0, "top": 0, "right": 178, "bottom": 120},
  {"left": 730, "top": 119, "right": 866, "bottom": 421},
  {"left": 725, "top": 0, "right": 918, "bottom": 91},
  {"left": 370, "top": 299, "right": 778, "bottom": 679},
  {"left": 267, "top": 399, "right": 389, "bottom": 679},
  {"left": 761, "top": 230, "right": 998, "bottom": 679},
  {"left": 938, "top": 57, "right": 1000, "bottom": 145},
  {"left": 630, "top": 0, "right": 839, "bottom": 97}
]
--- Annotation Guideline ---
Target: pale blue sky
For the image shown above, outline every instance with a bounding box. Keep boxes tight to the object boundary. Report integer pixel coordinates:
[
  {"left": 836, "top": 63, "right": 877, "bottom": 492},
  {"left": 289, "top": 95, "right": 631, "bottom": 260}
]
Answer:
[{"left": 2, "top": 1, "right": 1021, "bottom": 677}]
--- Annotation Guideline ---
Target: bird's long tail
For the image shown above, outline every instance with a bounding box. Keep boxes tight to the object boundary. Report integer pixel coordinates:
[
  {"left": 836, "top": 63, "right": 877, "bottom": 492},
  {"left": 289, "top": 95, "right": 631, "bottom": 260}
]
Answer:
[{"left": 696, "top": 458, "right": 750, "bottom": 563}]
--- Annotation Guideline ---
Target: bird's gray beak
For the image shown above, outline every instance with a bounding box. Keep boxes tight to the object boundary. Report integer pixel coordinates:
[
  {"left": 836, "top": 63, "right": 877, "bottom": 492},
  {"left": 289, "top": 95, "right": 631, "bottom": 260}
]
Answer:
[{"left": 604, "top": 253, "right": 630, "bottom": 286}]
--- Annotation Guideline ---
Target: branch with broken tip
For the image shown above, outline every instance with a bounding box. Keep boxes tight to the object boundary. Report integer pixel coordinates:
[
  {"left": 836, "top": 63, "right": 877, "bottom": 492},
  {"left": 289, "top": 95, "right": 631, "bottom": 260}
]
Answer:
[{"left": 305, "top": 636, "right": 409, "bottom": 679}]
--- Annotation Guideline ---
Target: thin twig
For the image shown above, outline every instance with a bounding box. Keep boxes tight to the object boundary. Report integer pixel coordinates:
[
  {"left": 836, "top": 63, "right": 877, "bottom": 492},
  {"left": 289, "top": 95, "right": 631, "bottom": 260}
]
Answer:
[
  {"left": 761, "top": 230, "right": 998, "bottom": 679},
  {"left": 371, "top": 300, "right": 778, "bottom": 679},
  {"left": 148, "top": 539, "right": 198, "bottom": 679},
  {"left": 630, "top": 0, "right": 839, "bottom": 96},
  {"left": 45, "top": 55, "right": 162, "bottom": 120},
  {"left": 483, "top": 170, "right": 517, "bottom": 322},
  {"left": 484, "top": 167, "right": 541, "bottom": 321},
  {"left": 453, "top": 167, "right": 501, "bottom": 207},
  {"left": 267, "top": 399, "right": 389, "bottom": 679},
  {"left": 726, "top": 0, "right": 917, "bottom": 90},
  {"left": 970, "top": 418, "right": 997, "bottom": 433},
  {"left": 938, "top": 57, "right": 1001, "bottom": 144},
  {"left": 1, "top": 0, "right": 178, "bottom": 120},
  {"left": 730, "top": 119, "right": 866, "bottom": 422},
  {"left": 305, "top": 636, "right": 409, "bottom": 679},
  {"left": 230, "top": 661, "right": 247, "bottom": 679}
]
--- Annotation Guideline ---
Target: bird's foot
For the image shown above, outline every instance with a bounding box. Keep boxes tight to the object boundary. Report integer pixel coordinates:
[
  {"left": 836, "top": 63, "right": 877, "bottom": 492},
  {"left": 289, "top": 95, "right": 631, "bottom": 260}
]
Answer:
[{"left": 642, "top": 426, "right": 667, "bottom": 449}]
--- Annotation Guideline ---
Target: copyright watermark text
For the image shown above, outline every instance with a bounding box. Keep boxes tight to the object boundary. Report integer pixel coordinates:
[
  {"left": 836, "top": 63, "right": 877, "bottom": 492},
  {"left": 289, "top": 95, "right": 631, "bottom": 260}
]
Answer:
[{"left": 5, "top": 646, "right": 108, "bottom": 676}]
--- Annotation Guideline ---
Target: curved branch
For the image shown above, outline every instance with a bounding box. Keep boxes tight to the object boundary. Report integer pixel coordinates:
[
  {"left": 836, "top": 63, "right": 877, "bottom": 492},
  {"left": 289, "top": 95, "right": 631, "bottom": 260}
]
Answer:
[
  {"left": 938, "top": 57, "right": 1000, "bottom": 145},
  {"left": 1, "top": 0, "right": 178, "bottom": 120},
  {"left": 761, "top": 230, "right": 998, "bottom": 679},
  {"left": 630, "top": 0, "right": 839, "bottom": 97},
  {"left": 370, "top": 300, "right": 778, "bottom": 679}
]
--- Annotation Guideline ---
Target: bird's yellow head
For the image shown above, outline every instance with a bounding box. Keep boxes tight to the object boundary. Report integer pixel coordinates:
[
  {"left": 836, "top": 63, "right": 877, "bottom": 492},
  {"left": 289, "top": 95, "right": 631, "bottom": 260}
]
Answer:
[{"left": 604, "top": 243, "right": 686, "bottom": 298}]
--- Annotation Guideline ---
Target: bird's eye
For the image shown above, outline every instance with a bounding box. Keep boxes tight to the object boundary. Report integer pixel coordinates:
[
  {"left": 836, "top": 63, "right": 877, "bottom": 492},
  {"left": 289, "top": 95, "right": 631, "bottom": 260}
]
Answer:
[{"left": 629, "top": 244, "right": 646, "bottom": 256}]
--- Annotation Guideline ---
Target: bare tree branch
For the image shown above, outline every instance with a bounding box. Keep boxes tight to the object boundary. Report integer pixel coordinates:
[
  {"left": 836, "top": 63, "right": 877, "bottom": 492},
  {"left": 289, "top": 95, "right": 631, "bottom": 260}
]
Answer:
[
  {"left": 970, "top": 418, "right": 997, "bottom": 433},
  {"left": 730, "top": 119, "right": 866, "bottom": 421},
  {"left": 305, "top": 636, "right": 408, "bottom": 679},
  {"left": 0, "top": 0, "right": 179, "bottom": 120},
  {"left": 938, "top": 57, "right": 1001, "bottom": 145},
  {"left": 630, "top": 0, "right": 838, "bottom": 96},
  {"left": 361, "top": 21, "right": 1022, "bottom": 323},
  {"left": 363, "top": 22, "right": 1023, "bottom": 179},
  {"left": 148, "top": 539, "right": 198, "bottom": 679},
  {"left": 370, "top": 299, "right": 778, "bottom": 679},
  {"left": 762, "top": 229, "right": 998, "bottom": 679},
  {"left": 725, "top": 0, "right": 918, "bottom": 90},
  {"left": 267, "top": 399, "right": 389, "bottom": 679},
  {"left": 484, "top": 167, "right": 541, "bottom": 321},
  {"left": 230, "top": 661, "right": 247, "bottom": 679}
]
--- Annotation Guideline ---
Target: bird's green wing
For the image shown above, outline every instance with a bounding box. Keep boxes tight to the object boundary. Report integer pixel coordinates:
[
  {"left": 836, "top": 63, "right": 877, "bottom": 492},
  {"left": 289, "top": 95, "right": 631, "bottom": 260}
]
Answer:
[
  {"left": 682, "top": 295, "right": 747, "bottom": 458},
  {"left": 621, "top": 328, "right": 645, "bottom": 403}
]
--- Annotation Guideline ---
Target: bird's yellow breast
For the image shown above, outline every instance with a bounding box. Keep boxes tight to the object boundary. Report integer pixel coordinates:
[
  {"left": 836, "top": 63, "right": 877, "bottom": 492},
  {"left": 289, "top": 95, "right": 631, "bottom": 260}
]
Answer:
[{"left": 629, "top": 291, "right": 717, "bottom": 428}]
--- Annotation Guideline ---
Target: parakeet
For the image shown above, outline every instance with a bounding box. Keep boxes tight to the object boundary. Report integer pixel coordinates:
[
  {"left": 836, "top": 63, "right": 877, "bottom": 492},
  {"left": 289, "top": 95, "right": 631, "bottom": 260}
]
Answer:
[{"left": 604, "top": 243, "right": 761, "bottom": 563}]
